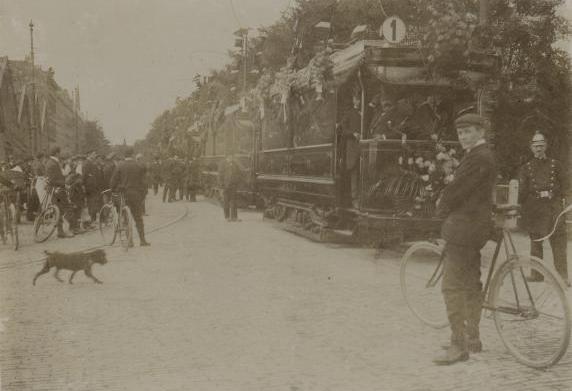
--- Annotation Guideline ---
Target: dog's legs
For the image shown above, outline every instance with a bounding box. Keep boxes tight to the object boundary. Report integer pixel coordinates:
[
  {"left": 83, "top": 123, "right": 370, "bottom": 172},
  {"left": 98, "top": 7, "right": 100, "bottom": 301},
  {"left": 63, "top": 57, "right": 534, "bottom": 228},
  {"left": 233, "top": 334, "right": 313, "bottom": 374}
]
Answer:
[
  {"left": 84, "top": 267, "right": 102, "bottom": 284},
  {"left": 54, "top": 268, "right": 64, "bottom": 283},
  {"left": 69, "top": 271, "right": 78, "bottom": 284},
  {"left": 33, "top": 264, "right": 50, "bottom": 286}
]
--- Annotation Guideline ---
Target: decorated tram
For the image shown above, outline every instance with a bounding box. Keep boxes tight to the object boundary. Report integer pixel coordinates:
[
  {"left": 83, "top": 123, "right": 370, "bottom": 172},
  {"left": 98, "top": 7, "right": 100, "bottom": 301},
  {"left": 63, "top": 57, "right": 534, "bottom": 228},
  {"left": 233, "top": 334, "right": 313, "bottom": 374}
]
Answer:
[{"left": 199, "top": 34, "right": 498, "bottom": 246}]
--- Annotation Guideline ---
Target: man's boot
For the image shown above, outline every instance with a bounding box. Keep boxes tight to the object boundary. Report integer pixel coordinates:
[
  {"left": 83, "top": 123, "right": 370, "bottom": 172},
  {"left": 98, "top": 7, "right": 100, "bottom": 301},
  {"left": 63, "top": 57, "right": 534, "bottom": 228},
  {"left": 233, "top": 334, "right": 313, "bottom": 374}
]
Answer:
[
  {"left": 434, "top": 331, "right": 469, "bottom": 365},
  {"left": 136, "top": 221, "right": 150, "bottom": 247},
  {"left": 434, "top": 292, "right": 469, "bottom": 365}
]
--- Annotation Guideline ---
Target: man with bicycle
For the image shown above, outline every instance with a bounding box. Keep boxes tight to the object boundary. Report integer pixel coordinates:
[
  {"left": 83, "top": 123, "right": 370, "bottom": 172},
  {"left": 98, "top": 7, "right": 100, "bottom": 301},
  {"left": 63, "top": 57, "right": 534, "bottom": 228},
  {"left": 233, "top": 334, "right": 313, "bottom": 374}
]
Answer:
[
  {"left": 110, "top": 147, "right": 150, "bottom": 247},
  {"left": 45, "top": 146, "right": 75, "bottom": 238},
  {"left": 519, "top": 131, "right": 569, "bottom": 287},
  {"left": 434, "top": 113, "right": 497, "bottom": 365}
]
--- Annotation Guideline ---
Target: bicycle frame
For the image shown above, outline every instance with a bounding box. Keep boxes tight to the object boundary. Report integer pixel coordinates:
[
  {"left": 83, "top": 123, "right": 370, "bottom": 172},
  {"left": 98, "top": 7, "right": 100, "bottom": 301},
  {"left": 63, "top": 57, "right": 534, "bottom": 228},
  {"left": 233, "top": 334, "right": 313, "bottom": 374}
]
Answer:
[
  {"left": 482, "top": 228, "right": 539, "bottom": 319},
  {"left": 40, "top": 187, "right": 56, "bottom": 212}
]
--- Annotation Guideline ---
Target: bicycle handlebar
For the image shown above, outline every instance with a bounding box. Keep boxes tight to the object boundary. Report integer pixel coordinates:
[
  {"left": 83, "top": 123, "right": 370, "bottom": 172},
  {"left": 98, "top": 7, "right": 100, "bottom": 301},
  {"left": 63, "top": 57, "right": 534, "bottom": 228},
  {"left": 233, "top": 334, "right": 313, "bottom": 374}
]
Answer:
[{"left": 533, "top": 203, "right": 572, "bottom": 242}]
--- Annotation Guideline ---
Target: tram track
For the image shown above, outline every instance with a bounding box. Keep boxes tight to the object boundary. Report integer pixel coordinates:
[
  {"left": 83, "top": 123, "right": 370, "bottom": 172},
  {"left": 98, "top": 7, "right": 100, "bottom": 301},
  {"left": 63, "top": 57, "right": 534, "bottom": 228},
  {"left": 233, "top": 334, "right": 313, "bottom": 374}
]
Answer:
[{"left": 0, "top": 205, "right": 190, "bottom": 273}]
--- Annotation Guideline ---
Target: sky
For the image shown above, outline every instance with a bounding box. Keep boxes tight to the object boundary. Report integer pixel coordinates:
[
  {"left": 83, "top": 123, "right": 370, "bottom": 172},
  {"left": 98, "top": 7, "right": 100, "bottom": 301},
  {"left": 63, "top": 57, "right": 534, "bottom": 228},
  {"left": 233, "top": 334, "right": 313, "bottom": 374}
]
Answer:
[
  {"left": 0, "top": 0, "right": 291, "bottom": 144},
  {"left": 0, "top": 0, "right": 570, "bottom": 144}
]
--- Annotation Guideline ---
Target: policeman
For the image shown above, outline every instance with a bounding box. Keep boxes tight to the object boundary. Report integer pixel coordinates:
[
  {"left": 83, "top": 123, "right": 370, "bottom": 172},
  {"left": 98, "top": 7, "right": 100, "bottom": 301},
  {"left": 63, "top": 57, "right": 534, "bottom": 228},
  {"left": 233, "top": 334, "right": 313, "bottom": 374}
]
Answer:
[
  {"left": 434, "top": 114, "right": 497, "bottom": 365},
  {"left": 519, "top": 131, "right": 569, "bottom": 286},
  {"left": 110, "top": 147, "right": 150, "bottom": 246}
]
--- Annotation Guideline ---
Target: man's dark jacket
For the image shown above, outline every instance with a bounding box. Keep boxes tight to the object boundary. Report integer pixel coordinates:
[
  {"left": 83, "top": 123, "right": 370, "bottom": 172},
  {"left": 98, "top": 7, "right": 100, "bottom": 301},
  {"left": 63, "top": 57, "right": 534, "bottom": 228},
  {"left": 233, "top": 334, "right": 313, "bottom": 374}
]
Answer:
[
  {"left": 82, "top": 159, "right": 100, "bottom": 193},
  {"left": 110, "top": 158, "right": 146, "bottom": 193},
  {"left": 437, "top": 143, "right": 497, "bottom": 247},
  {"left": 45, "top": 157, "right": 66, "bottom": 188}
]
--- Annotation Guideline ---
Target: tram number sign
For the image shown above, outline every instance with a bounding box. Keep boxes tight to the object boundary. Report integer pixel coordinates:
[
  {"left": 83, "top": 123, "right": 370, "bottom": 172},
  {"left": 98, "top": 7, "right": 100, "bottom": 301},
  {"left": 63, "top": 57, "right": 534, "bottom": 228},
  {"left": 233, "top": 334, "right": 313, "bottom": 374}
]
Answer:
[{"left": 381, "top": 16, "right": 406, "bottom": 44}]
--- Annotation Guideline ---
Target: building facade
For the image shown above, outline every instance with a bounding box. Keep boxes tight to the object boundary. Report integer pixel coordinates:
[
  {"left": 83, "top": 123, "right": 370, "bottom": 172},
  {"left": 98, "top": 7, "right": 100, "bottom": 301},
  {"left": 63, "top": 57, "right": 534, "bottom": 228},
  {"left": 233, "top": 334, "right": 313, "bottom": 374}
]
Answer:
[
  {"left": 9, "top": 59, "right": 87, "bottom": 158},
  {"left": 0, "top": 57, "right": 30, "bottom": 161}
]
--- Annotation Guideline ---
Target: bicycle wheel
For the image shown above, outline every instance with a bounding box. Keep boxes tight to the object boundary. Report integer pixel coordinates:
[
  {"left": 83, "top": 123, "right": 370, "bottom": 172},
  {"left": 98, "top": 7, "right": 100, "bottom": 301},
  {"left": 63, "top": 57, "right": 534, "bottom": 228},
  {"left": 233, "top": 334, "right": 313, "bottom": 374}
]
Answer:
[
  {"left": 490, "top": 254, "right": 571, "bottom": 368},
  {"left": 6, "top": 203, "right": 18, "bottom": 250},
  {"left": 118, "top": 206, "right": 134, "bottom": 250},
  {"left": 33, "top": 205, "right": 60, "bottom": 243},
  {"left": 400, "top": 241, "right": 449, "bottom": 329},
  {"left": 98, "top": 204, "right": 118, "bottom": 245}
]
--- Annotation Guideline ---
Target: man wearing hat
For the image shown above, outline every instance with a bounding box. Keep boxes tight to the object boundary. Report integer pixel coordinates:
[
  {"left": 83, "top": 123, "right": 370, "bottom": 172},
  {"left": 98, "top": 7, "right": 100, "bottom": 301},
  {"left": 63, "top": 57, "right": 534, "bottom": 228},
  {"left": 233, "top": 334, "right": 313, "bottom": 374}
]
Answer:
[
  {"left": 83, "top": 151, "right": 102, "bottom": 226},
  {"left": 150, "top": 156, "right": 162, "bottom": 196},
  {"left": 519, "top": 131, "right": 569, "bottom": 286},
  {"left": 110, "top": 146, "right": 150, "bottom": 246},
  {"left": 434, "top": 113, "right": 497, "bottom": 365},
  {"left": 45, "top": 146, "right": 74, "bottom": 238},
  {"left": 102, "top": 153, "right": 117, "bottom": 190}
]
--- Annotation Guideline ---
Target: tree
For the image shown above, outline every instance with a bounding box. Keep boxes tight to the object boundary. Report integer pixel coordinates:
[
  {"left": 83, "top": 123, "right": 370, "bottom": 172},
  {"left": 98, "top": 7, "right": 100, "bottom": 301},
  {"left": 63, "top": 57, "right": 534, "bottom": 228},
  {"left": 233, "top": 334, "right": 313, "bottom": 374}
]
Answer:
[
  {"left": 82, "top": 120, "right": 110, "bottom": 155},
  {"left": 485, "top": 0, "right": 570, "bottom": 177}
]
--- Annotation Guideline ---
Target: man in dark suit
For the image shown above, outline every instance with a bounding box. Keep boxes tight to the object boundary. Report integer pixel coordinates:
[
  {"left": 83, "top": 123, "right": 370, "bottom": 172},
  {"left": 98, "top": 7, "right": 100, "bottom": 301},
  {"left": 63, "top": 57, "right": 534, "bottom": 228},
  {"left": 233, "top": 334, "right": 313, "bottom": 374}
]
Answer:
[
  {"left": 45, "top": 146, "right": 74, "bottom": 238},
  {"left": 434, "top": 113, "right": 497, "bottom": 365},
  {"left": 519, "top": 131, "right": 569, "bottom": 286},
  {"left": 150, "top": 156, "right": 162, "bottom": 196},
  {"left": 339, "top": 97, "right": 361, "bottom": 208},
  {"left": 219, "top": 155, "right": 242, "bottom": 222},
  {"left": 83, "top": 151, "right": 101, "bottom": 225},
  {"left": 161, "top": 156, "right": 174, "bottom": 203},
  {"left": 110, "top": 147, "right": 150, "bottom": 246}
]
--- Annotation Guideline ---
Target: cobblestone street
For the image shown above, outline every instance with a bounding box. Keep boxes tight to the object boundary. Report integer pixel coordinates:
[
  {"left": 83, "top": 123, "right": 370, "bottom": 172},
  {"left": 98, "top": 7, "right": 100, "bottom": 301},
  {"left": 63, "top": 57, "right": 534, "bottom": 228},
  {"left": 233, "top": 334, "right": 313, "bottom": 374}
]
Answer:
[{"left": 1, "top": 193, "right": 571, "bottom": 390}]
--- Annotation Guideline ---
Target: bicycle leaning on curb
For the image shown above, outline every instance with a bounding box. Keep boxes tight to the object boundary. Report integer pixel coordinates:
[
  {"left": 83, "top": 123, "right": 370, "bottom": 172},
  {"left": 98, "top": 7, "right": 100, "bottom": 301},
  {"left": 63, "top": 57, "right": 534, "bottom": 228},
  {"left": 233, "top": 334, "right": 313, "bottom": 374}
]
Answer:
[{"left": 400, "top": 204, "right": 571, "bottom": 369}]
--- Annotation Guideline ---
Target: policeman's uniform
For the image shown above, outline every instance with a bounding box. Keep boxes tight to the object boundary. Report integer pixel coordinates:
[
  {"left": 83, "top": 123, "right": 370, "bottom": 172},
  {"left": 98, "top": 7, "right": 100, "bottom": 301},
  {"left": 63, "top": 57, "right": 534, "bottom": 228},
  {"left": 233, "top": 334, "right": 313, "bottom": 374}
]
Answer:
[{"left": 519, "top": 154, "right": 568, "bottom": 283}]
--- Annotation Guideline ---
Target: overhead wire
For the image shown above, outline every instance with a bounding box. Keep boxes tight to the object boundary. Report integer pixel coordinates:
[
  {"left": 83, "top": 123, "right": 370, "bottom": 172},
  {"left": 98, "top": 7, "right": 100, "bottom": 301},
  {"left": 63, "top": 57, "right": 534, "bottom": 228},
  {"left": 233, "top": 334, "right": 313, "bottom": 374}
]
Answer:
[{"left": 229, "top": 0, "right": 243, "bottom": 28}]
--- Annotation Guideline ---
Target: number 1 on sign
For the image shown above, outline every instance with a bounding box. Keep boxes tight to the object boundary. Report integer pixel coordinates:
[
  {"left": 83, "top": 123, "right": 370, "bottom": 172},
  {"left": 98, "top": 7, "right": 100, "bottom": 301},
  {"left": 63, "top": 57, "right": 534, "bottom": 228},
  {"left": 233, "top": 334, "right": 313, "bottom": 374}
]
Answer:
[{"left": 381, "top": 16, "right": 406, "bottom": 44}]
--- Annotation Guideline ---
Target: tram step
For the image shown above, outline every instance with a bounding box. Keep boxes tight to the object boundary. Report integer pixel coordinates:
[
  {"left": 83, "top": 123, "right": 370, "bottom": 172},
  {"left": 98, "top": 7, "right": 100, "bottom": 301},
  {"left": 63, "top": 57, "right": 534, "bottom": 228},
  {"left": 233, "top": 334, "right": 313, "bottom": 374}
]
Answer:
[{"left": 329, "top": 229, "right": 354, "bottom": 237}]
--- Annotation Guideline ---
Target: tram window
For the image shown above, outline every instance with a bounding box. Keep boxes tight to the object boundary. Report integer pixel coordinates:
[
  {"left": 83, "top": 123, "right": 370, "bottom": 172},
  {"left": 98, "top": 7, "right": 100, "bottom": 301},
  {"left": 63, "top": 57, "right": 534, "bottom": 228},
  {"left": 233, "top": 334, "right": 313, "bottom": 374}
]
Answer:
[
  {"left": 292, "top": 91, "right": 335, "bottom": 147},
  {"left": 261, "top": 103, "right": 290, "bottom": 150}
]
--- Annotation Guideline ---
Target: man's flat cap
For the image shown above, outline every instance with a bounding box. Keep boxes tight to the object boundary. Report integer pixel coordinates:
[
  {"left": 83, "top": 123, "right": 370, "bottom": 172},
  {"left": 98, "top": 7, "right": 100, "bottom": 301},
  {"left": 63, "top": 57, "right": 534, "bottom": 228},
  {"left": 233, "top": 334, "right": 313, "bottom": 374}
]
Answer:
[{"left": 454, "top": 113, "right": 487, "bottom": 129}]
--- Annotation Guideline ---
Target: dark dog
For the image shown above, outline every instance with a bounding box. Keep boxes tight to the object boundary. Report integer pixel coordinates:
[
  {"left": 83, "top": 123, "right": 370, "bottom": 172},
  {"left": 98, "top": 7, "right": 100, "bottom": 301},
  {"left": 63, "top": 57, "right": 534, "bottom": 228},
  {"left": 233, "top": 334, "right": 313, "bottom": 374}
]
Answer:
[{"left": 33, "top": 249, "right": 108, "bottom": 285}]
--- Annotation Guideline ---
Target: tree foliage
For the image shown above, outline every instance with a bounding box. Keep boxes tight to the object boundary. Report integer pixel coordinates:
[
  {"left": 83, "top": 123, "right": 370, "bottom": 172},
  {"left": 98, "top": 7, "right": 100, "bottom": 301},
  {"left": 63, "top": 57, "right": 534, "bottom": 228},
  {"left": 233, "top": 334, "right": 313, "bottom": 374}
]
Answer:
[
  {"left": 82, "top": 120, "right": 110, "bottom": 155},
  {"left": 140, "top": 0, "right": 570, "bottom": 178}
]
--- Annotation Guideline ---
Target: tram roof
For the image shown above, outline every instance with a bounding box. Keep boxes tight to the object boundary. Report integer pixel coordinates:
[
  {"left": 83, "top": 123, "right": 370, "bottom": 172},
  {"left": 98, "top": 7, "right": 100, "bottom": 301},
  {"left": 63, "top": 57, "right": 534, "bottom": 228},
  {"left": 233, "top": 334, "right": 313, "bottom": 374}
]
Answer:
[{"left": 292, "top": 39, "right": 498, "bottom": 90}]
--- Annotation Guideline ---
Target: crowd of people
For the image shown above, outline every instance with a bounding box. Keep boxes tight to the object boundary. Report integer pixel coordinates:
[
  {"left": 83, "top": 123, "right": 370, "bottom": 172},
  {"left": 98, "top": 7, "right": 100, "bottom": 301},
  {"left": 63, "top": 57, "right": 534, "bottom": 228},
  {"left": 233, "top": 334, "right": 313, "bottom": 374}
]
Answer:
[
  {"left": 151, "top": 155, "right": 201, "bottom": 204},
  {"left": 1, "top": 148, "right": 119, "bottom": 233},
  {"left": 0, "top": 147, "right": 199, "bottom": 245}
]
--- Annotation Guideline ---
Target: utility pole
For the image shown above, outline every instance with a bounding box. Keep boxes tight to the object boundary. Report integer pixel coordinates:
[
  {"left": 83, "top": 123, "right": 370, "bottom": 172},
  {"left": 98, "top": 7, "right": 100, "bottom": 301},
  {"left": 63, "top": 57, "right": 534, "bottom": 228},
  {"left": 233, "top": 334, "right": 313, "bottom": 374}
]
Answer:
[
  {"left": 29, "top": 20, "right": 37, "bottom": 155},
  {"left": 242, "top": 29, "right": 248, "bottom": 97},
  {"left": 234, "top": 28, "right": 249, "bottom": 112}
]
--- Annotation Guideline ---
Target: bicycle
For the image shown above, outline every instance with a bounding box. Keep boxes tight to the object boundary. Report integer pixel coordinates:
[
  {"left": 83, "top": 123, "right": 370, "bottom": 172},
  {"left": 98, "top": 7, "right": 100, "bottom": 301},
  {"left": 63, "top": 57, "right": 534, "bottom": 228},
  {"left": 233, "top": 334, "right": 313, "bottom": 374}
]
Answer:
[
  {"left": 0, "top": 189, "right": 19, "bottom": 250},
  {"left": 400, "top": 204, "right": 571, "bottom": 369},
  {"left": 98, "top": 189, "right": 133, "bottom": 251},
  {"left": 33, "top": 186, "right": 61, "bottom": 243}
]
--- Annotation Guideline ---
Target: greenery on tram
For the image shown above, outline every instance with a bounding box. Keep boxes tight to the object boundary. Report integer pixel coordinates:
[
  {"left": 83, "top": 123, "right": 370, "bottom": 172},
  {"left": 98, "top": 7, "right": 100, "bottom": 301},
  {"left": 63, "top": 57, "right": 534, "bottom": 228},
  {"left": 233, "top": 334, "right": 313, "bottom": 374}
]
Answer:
[{"left": 140, "top": 0, "right": 570, "bottom": 177}]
